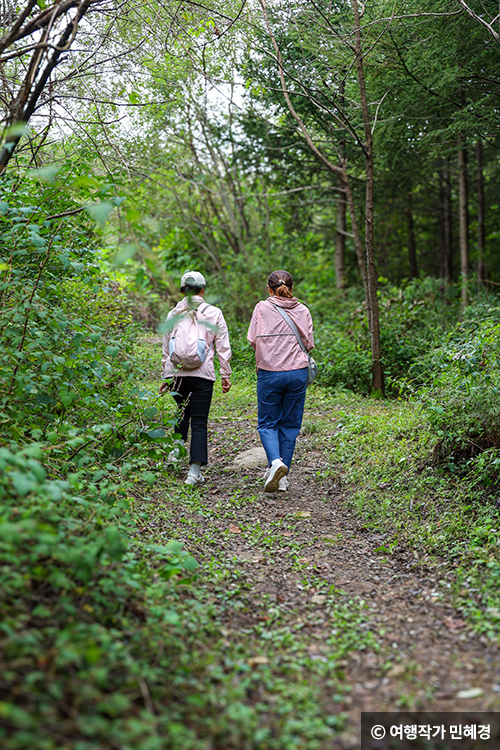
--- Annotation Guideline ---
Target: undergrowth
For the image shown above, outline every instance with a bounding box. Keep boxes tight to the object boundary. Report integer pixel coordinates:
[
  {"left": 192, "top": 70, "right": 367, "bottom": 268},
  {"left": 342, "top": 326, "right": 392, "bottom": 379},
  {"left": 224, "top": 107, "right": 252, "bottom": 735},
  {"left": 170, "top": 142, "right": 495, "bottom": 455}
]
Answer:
[
  {"left": 0, "top": 177, "right": 362, "bottom": 749},
  {"left": 320, "top": 389, "right": 500, "bottom": 642}
]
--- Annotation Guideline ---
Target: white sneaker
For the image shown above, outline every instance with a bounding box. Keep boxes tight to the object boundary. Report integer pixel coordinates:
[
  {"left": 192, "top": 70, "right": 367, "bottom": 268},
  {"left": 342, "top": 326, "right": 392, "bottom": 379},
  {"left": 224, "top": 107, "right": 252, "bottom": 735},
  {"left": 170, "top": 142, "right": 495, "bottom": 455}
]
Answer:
[
  {"left": 184, "top": 464, "right": 205, "bottom": 486},
  {"left": 264, "top": 459, "right": 288, "bottom": 493},
  {"left": 278, "top": 475, "right": 289, "bottom": 492}
]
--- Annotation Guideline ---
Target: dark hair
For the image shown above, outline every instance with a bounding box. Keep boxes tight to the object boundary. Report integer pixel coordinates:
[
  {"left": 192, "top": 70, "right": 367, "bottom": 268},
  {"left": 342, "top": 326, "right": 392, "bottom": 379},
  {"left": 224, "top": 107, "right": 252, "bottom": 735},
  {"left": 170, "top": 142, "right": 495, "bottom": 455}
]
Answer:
[
  {"left": 268, "top": 270, "right": 293, "bottom": 298},
  {"left": 181, "top": 285, "right": 203, "bottom": 295}
]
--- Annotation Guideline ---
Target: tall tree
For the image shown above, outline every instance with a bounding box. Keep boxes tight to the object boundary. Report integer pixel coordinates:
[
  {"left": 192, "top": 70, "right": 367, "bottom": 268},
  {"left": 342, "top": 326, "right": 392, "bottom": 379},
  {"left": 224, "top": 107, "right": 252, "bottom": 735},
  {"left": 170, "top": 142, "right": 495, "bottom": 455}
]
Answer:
[
  {"left": 253, "top": 0, "right": 386, "bottom": 394},
  {"left": 458, "top": 136, "right": 469, "bottom": 306}
]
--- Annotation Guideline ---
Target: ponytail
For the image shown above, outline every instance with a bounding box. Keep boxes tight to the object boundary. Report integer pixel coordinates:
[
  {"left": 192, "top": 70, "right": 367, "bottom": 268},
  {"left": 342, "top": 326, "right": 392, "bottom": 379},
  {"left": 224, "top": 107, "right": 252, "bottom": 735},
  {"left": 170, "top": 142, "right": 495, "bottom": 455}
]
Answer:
[{"left": 268, "top": 269, "right": 294, "bottom": 298}]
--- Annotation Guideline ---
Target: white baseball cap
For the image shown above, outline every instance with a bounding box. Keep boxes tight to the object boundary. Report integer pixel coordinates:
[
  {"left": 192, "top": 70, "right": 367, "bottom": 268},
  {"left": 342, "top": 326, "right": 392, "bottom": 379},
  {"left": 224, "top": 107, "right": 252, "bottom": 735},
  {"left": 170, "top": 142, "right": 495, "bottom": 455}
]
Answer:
[{"left": 180, "top": 270, "right": 206, "bottom": 289}]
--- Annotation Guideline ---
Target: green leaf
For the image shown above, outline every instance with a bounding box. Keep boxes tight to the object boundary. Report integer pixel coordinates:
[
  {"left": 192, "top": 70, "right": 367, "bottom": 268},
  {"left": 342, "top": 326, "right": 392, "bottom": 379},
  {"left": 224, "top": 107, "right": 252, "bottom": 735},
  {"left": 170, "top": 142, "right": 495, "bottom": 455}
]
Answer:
[
  {"left": 141, "top": 472, "right": 156, "bottom": 485},
  {"left": 60, "top": 391, "right": 77, "bottom": 408},
  {"left": 0, "top": 522, "right": 21, "bottom": 543},
  {"left": 164, "top": 540, "right": 183, "bottom": 553},
  {"left": 147, "top": 429, "right": 165, "bottom": 439},
  {"left": 5, "top": 122, "right": 28, "bottom": 138},
  {"left": 10, "top": 472, "right": 35, "bottom": 496},
  {"left": 84, "top": 201, "right": 115, "bottom": 225},
  {"left": 163, "top": 610, "right": 180, "bottom": 624},
  {"left": 113, "top": 244, "right": 137, "bottom": 266},
  {"left": 27, "top": 165, "right": 60, "bottom": 184}
]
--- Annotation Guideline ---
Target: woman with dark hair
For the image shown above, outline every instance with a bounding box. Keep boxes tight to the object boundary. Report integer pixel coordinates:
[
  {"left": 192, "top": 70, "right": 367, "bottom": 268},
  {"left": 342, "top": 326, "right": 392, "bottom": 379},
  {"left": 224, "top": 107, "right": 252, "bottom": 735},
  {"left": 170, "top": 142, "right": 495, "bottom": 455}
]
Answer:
[
  {"left": 247, "top": 270, "right": 314, "bottom": 493},
  {"left": 161, "top": 270, "right": 232, "bottom": 486}
]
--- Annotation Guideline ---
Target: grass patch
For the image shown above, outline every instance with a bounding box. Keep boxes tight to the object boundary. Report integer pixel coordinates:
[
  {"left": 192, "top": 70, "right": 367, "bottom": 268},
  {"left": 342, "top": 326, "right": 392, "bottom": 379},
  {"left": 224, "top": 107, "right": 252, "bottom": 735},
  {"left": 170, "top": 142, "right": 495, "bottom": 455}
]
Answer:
[{"left": 323, "top": 389, "right": 500, "bottom": 641}]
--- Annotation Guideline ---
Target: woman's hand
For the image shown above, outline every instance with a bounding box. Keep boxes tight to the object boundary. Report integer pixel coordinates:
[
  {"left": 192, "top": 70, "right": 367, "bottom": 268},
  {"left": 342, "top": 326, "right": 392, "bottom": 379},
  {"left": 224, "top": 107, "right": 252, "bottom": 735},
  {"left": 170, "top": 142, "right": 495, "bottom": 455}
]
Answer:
[
  {"left": 159, "top": 379, "right": 173, "bottom": 395},
  {"left": 221, "top": 378, "right": 231, "bottom": 393}
]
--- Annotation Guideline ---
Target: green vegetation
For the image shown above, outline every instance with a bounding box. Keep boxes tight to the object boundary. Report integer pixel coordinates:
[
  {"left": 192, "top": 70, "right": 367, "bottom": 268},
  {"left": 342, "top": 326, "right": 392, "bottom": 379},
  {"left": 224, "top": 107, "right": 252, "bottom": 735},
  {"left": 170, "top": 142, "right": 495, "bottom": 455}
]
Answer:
[
  {"left": 2, "top": 0, "right": 500, "bottom": 744},
  {"left": 324, "top": 391, "right": 500, "bottom": 640}
]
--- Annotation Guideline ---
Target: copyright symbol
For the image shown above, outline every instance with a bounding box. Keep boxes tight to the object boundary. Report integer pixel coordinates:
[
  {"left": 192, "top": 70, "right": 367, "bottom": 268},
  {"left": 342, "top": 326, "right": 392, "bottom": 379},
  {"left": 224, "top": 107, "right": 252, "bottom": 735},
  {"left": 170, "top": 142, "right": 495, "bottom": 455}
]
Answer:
[{"left": 371, "top": 725, "right": 386, "bottom": 740}]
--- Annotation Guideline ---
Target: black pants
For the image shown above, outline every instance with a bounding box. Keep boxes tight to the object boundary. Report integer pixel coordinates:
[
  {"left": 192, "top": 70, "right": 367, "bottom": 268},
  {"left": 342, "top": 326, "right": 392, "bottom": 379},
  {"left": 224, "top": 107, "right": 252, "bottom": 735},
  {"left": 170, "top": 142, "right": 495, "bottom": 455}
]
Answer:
[{"left": 172, "top": 376, "right": 214, "bottom": 466}]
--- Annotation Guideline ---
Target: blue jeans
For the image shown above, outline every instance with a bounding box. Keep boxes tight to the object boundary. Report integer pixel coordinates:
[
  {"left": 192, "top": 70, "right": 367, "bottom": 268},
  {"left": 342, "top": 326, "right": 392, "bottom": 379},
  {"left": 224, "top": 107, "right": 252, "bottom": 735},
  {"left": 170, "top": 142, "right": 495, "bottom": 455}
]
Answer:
[{"left": 257, "top": 368, "right": 308, "bottom": 472}]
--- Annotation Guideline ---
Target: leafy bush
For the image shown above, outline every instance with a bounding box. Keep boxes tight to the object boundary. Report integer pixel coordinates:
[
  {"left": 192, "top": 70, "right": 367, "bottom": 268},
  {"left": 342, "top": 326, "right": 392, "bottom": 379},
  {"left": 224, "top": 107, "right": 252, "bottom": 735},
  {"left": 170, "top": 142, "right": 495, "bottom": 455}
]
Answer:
[
  {"left": 413, "top": 306, "right": 500, "bottom": 478},
  {"left": 310, "top": 277, "right": 459, "bottom": 394}
]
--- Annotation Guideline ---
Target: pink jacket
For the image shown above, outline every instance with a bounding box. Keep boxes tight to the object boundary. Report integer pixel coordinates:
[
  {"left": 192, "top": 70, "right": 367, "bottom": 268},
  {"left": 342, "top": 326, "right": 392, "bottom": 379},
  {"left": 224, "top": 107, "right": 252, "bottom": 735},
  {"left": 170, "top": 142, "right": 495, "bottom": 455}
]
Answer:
[
  {"left": 162, "top": 296, "right": 232, "bottom": 381},
  {"left": 247, "top": 296, "right": 314, "bottom": 371}
]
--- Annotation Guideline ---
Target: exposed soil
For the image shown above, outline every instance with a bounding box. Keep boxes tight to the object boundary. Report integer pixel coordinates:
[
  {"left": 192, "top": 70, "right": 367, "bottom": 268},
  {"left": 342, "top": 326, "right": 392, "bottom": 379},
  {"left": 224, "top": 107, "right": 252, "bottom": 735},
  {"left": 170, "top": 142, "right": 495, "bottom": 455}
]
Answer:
[{"left": 155, "top": 403, "right": 500, "bottom": 747}]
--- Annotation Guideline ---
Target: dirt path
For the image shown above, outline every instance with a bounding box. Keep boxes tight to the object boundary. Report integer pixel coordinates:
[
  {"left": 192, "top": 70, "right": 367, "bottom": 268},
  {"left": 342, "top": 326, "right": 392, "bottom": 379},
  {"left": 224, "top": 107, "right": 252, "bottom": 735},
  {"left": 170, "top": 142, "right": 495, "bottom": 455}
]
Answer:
[{"left": 160, "top": 401, "right": 500, "bottom": 747}]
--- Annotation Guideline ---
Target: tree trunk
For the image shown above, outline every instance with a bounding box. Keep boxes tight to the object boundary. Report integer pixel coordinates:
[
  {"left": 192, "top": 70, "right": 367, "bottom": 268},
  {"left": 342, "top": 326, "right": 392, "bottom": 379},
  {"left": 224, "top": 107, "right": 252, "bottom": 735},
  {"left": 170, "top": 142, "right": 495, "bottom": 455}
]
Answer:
[
  {"left": 440, "top": 161, "right": 453, "bottom": 281},
  {"left": 351, "top": 0, "right": 384, "bottom": 397},
  {"left": 458, "top": 137, "right": 469, "bottom": 307},
  {"left": 0, "top": 1, "right": 92, "bottom": 175},
  {"left": 407, "top": 192, "right": 418, "bottom": 279},
  {"left": 476, "top": 140, "right": 486, "bottom": 287},
  {"left": 335, "top": 176, "right": 347, "bottom": 289},
  {"left": 335, "top": 80, "right": 347, "bottom": 291}
]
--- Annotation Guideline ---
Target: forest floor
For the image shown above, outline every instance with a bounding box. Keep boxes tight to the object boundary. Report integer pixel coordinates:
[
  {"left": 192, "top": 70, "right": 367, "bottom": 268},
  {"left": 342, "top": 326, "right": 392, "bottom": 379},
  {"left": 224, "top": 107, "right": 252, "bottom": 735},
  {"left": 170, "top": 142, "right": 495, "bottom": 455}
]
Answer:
[{"left": 137, "top": 371, "right": 500, "bottom": 748}]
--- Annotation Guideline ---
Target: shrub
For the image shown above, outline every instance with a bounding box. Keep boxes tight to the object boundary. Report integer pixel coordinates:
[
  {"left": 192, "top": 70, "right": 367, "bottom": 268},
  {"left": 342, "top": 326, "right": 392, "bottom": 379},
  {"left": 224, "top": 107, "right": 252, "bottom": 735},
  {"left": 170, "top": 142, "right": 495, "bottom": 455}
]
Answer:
[
  {"left": 413, "top": 305, "right": 500, "bottom": 481},
  {"left": 310, "top": 277, "right": 459, "bottom": 394}
]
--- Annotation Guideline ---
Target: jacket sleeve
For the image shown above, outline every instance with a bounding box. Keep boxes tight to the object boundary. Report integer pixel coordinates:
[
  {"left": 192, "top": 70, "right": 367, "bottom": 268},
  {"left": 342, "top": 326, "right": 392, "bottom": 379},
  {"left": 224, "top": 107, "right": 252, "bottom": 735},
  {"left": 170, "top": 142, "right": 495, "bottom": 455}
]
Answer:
[
  {"left": 305, "top": 309, "right": 314, "bottom": 352},
  {"left": 214, "top": 311, "right": 232, "bottom": 378},
  {"left": 247, "top": 305, "right": 258, "bottom": 351},
  {"left": 161, "top": 312, "right": 175, "bottom": 378}
]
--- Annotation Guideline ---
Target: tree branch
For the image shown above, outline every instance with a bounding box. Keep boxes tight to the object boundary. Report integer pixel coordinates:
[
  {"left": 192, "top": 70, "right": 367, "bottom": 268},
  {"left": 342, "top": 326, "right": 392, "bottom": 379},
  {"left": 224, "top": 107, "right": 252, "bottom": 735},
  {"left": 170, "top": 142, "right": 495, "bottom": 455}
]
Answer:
[{"left": 456, "top": 0, "right": 500, "bottom": 45}]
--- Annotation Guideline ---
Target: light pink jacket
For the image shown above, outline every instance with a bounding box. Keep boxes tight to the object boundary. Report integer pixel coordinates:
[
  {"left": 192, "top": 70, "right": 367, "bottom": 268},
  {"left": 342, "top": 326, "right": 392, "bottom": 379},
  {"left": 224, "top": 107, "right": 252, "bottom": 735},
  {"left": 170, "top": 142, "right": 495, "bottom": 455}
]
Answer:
[
  {"left": 162, "top": 295, "right": 232, "bottom": 381},
  {"left": 247, "top": 296, "right": 314, "bottom": 371}
]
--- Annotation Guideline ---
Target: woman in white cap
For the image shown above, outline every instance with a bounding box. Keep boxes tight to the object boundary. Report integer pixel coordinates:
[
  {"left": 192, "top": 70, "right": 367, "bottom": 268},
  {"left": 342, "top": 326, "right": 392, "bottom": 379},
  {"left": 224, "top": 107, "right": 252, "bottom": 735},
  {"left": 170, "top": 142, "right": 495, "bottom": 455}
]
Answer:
[
  {"left": 247, "top": 270, "right": 314, "bottom": 493},
  {"left": 160, "top": 271, "right": 232, "bottom": 485}
]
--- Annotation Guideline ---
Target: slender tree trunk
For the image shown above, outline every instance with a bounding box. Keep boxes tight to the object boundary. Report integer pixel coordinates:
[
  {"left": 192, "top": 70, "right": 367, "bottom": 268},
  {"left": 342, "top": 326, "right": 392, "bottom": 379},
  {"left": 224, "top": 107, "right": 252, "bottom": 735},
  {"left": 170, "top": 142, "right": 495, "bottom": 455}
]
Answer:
[
  {"left": 476, "top": 140, "right": 486, "bottom": 288},
  {"left": 335, "top": 176, "right": 347, "bottom": 289},
  {"left": 443, "top": 161, "right": 453, "bottom": 281},
  {"left": 407, "top": 191, "right": 418, "bottom": 279},
  {"left": 439, "top": 161, "right": 453, "bottom": 281},
  {"left": 458, "top": 136, "right": 469, "bottom": 307},
  {"left": 335, "top": 80, "right": 347, "bottom": 291},
  {"left": 351, "top": 0, "right": 384, "bottom": 396}
]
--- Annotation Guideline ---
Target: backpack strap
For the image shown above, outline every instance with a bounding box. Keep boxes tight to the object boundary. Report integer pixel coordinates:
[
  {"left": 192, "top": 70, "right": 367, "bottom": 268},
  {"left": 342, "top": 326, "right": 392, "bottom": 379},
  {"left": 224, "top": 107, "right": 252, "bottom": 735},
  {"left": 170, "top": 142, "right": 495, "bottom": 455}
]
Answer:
[{"left": 196, "top": 302, "right": 214, "bottom": 352}]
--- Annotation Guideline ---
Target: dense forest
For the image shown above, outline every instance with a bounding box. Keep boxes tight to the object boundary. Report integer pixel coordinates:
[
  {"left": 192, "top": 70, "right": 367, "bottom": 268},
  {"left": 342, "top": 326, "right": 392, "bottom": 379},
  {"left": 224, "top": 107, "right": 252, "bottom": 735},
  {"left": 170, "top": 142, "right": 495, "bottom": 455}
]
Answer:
[{"left": 1, "top": 1, "right": 500, "bottom": 748}]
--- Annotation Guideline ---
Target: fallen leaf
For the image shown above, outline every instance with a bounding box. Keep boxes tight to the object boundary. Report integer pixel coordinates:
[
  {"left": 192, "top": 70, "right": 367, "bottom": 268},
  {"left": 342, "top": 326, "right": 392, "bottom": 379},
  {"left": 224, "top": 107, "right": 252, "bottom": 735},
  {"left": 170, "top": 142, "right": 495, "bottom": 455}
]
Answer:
[
  {"left": 295, "top": 511, "right": 311, "bottom": 518},
  {"left": 299, "top": 557, "right": 311, "bottom": 563},
  {"left": 229, "top": 523, "right": 241, "bottom": 534},
  {"left": 311, "top": 594, "right": 327, "bottom": 605},
  {"left": 444, "top": 617, "right": 466, "bottom": 630},
  {"left": 456, "top": 687, "right": 484, "bottom": 699},
  {"left": 247, "top": 656, "right": 269, "bottom": 666},
  {"left": 283, "top": 531, "right": 292, "bottom": 537}
]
